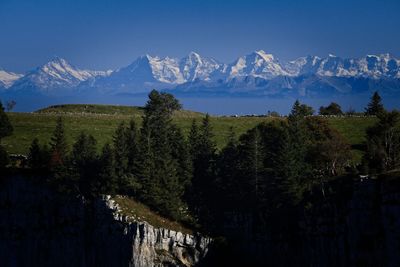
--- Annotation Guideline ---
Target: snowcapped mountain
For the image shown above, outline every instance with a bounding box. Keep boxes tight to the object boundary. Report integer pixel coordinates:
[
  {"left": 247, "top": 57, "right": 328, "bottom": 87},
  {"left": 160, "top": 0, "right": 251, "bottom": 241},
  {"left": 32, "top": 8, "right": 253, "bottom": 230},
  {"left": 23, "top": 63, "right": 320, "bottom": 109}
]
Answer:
[
  {"left": 144, "top": 55, "right": 185, "bottom": 84},
  {"left": 284, "top": 56, "right": 322, "bottom": 76},
  {"left": 227, "top": 50, "right": 289, "bottom": 80},
  {"left": 179, "top": 52, "right": 226, "bottom": 82},
  {"left": 2, "top": 51, "right": 400, "bottom": 99},
  {"left": 284, "top": 54, "right": 400, "bottom": 79},
  {"left": 0, "top": 70, "right": 23, "bottom": 89},
  {"left": 84, "top": 52, "right": 228, "bottom": 94},
  {"left": 8, "top": 57, "right": 110, "bottom": 95},
  {"left": 81, "top": 55, "right": 183, "bottom": 94}
]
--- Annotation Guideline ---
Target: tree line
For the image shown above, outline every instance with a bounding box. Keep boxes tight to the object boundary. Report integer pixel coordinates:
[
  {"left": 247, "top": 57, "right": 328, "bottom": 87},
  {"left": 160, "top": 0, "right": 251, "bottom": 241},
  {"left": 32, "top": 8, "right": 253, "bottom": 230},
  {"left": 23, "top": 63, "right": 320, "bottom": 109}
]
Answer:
[{"left": 0, "top": 90, "right": 399, "bottom": 230}]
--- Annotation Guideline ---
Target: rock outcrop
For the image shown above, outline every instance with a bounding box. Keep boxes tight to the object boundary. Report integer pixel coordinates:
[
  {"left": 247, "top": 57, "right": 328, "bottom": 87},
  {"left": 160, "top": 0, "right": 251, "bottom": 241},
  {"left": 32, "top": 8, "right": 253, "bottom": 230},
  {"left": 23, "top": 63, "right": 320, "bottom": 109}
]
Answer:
[{"left": 101, "top": 196, "right": 211, "bottom": 267}]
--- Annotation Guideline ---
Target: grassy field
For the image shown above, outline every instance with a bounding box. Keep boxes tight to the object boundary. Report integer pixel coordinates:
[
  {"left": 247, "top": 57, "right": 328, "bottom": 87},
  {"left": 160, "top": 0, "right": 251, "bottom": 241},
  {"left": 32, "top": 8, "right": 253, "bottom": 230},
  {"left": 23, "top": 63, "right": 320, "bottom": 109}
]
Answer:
[{"left": 2, "top": 104, "right": 376, "bottom": 163}]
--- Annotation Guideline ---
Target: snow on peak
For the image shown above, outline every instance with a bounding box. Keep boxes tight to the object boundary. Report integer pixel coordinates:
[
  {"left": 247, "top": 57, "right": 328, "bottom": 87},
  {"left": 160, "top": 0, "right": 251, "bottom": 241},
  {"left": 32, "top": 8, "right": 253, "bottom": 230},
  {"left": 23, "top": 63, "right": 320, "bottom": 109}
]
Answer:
[
  {"left": 10, "top": 58, "right": 111, "bottom": 92},
  {"left": 254, "top": 50, "right": 275, "bottom": 61},
  {"left": 0, "top": 70, "right": 23, "bottom": 88},
  {"left": 120, "top": 52, "right": 224, "bottom": 84},
  {"left": 228, "top": 50, "right": 288, "bottom": 79},
  {"left": 179, "top": 52, "right": 223, "bottom": 82},
  {"left": 146, "top": 55, "right": 185, "bottom": 84},
  {"left": 39, "top": 57, "right": 93, "bottom": 82},
  {"left": 6, "top": 51, "right": 400, "bottom": 96},
  {"left": 188, "top": 51, "right": 202, "bottom": 61}
]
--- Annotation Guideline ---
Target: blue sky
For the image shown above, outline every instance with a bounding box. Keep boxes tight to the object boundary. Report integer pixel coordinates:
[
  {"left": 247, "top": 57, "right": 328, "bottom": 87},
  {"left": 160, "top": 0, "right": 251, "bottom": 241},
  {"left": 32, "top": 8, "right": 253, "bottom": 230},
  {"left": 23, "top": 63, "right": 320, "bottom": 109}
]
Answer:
[{"left": 1, "top": 0, "right": 399, "bottom": 72}]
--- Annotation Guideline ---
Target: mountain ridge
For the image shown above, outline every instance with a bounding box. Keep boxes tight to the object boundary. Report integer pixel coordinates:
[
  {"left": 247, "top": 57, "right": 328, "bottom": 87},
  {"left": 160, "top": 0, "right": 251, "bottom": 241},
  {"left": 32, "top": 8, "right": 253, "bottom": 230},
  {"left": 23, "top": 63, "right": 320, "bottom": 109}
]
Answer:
[{"left": 2, "top": 51, "right": 400, "bottom": 98}]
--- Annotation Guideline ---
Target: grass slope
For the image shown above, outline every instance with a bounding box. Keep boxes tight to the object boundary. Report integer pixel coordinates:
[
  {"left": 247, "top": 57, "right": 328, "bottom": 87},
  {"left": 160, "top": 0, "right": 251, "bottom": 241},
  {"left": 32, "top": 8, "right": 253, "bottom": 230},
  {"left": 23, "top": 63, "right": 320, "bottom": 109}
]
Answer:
[
  {"left": 36, "top": 103, "right": 204, "bottom": 118},
  {"left": 113, "top": 195, "right": 193, "bottom": 234},
  {"left": 2, "top": 104, "right": 376, "bottom": 164}
]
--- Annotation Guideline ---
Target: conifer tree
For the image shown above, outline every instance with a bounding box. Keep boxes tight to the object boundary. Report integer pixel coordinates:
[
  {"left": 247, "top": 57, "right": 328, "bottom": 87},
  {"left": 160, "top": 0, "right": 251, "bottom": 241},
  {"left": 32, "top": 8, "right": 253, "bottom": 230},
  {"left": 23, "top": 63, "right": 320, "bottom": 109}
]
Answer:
[
  {"left": 70, "top": 132, "right": 98, "bottom": 196},
  {"left": 136, "top": 90, "right": 185, "bottom": 220},
  {"left": 365, "top": 91, "right": 385, "bottom": 116},
  {"left": 97, "top": 143, "right": 118, "bottom": 195},
  {"left": 188, "top": 119, "right": 200, "bottom": 157},
  {"left": 189, "top": 114, "right": 217, "bottom": 223},
  {"left": 290, "top": 100, "right": 314, "bottom": 117},
  {"left": 169, "top": 124, "right": 192, "bottom": 192},
  {"left": 257, "top": 121, "right": 290, "bottom": 208},
  {"left": 126, "top": 119, "right": 139, "bottom": 173},
  {"left": 49, "top": 117, "right": 68, "bottom": 167},
  {"left": 112, "top": 121, "right": 141, "bottom": 194},
  {"left": 27, "top": 138, "right": 50, "bottom": 170},
  {"left": 217, "top": 127, "right": 240, "bottom": 208},
  {"left": 113, "top": 122, "right": 129, "bottom": 178},
  {"left": 0, "top": 101, "right": 12, "bottom": 170},
  {"left": 0, "top": 146, "right": 9, "bottom": 169},
  {"left": 279, "top": 101, "right": 313, "bottom": 203},
  {"left": 28, "top": 138, "right": 41, "bottom": 168},
  {"left": 0, "top": 101, "right": 13, "bottom": 142},
  {"left": 237, "top": 126, "right": 265, "bottom": 207}
]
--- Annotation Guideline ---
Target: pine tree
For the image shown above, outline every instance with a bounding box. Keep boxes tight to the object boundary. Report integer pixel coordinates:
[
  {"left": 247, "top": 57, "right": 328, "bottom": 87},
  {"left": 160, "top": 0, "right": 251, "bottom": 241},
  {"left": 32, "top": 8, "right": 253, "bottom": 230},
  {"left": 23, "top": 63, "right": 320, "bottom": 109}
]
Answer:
[
  {"left": 279, "top": 101, "right": 313, "bottom": 204},
  {"left": 0, "top": 101, "right": 10, "bottom": 169},
  {"left": 136, "top": 90, "right": 185, "bottom": 220},
  {"left": 110, "top": 120, "right": 142, "bottom": 194},
  {"left": 170, "top": 125, "right": 192, "bottom": 191},
  {"left": 115, "top": 119, "right": 142, "bottom": 195},
  {"left": 28, "top": 138, "right": 41, "bottom": 167},
  {"left": 70, "top": 132, "right": 98, "bottom": 196},
  {"left": 189, "top": 114, "right": 217, "bottom": 223},
  {"left": 113, "top": 122, "right": 129, "bottom": 178},
  {"left": 188, "top": 119, "right": 200, "bottom": 157},
  {"left": 0, "top": 101, "right": 13, "bottom": 142},
  {"left": 237, "top": 126, "right": 265, "bottom": 207},
  {"left": 97, "top": 143, "right": 118, "bottom": 195},
  {"left": 257, "top": 121, "right": 290, "bottom": 208},
  {"left": 365, "top": 91, "right": 385, "bottom": 116},
  {"left": 217, "top": 127, "right": 240, "bottom": 209},
  {"left": 126, "top": 119, "right": 139, "bottom": 173},
  {"left": 0, "top": 145, "right": 9, "bottom": 169},
  {"left": 49, "top": 117, "right": 68, "bottom": 167},
  {"left": 27, "top": 138, "right": 50, "bottom": 170},
  {"left": 290, "top": 100, "right": 314, "bottom": 117}
]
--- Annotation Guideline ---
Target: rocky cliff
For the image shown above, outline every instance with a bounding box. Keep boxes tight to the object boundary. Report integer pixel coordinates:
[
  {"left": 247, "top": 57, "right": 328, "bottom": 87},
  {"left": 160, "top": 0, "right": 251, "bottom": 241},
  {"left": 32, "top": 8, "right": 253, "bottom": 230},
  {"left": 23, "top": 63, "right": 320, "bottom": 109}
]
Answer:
[
  {"left": 102, "top": 196, "right": 211, "bottom": 267},
  {"left": 0, "top": 175, "right": 211, "bottom": 267}
]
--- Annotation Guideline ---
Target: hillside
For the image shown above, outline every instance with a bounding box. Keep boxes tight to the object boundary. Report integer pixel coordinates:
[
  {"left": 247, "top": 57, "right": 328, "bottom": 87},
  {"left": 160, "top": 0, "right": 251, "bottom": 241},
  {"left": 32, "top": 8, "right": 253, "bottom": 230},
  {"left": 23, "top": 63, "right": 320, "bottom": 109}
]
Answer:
[
  {"left": 2, "top": 104, "right": 376, "bottom": 163},
  {"left": 112, "top": 195, "right": 193, "bottom": 235},
  {"left": 36, "top": 104, "right": 204, "bottom": 118}
]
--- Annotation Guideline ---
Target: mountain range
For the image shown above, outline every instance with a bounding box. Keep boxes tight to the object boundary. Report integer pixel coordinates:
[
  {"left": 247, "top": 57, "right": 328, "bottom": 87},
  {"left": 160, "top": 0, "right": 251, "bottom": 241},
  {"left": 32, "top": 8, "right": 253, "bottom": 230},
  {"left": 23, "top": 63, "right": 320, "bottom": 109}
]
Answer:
[{"left": 1, "top": 50, "right": 400, "bottom": 98}]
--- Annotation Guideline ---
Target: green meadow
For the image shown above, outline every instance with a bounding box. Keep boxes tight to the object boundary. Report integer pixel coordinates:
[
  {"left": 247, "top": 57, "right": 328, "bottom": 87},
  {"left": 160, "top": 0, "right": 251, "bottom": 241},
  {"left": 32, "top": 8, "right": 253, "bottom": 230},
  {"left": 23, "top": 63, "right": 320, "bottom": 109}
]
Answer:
[{"left": 2, "top": 104, "right": 376, "bottom": 163}]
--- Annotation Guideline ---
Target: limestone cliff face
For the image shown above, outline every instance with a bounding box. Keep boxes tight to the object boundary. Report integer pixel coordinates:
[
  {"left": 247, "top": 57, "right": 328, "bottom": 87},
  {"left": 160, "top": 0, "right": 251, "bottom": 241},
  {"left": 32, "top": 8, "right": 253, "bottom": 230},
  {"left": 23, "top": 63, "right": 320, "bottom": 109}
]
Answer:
[
  {"left": 0, "top": 176, "right": 211, "bottom": 267},
  {"left": 102, "top": 196, "right": 211, "bottom": 267}
]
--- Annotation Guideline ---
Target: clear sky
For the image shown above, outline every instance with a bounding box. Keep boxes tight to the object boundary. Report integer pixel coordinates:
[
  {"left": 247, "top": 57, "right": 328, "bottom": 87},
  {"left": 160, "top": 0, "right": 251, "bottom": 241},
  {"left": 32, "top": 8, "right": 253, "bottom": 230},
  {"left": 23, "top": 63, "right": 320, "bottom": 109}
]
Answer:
[{"left": 1, "top": 0, "right": 399, "bottom": 72}]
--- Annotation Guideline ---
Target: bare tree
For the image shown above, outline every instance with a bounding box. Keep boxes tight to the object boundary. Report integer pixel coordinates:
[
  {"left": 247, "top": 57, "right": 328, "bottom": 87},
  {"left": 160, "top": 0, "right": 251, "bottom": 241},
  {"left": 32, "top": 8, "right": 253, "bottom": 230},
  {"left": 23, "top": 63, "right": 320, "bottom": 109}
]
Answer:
[{"left": 6, "top": 100, "right": 16, "bottom": 112}]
